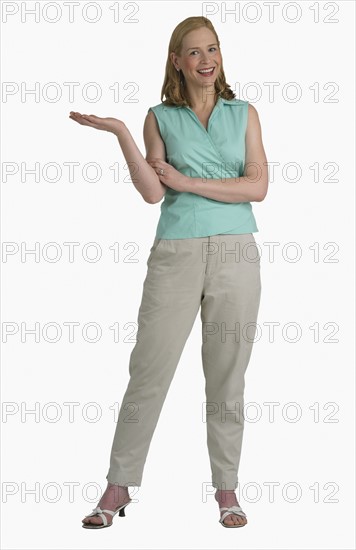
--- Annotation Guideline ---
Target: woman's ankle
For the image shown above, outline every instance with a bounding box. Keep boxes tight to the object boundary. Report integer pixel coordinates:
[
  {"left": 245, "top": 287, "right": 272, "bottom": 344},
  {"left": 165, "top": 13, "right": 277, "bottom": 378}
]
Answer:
[{"left": 107, "top": 482, "right": 129, "bottom": 494}]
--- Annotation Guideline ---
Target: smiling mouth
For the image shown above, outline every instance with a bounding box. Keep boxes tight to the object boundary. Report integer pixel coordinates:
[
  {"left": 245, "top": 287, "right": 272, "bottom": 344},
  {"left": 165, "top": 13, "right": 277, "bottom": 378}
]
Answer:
[{"left": 197, "top": 67, "right": 215, "bottom": 76}]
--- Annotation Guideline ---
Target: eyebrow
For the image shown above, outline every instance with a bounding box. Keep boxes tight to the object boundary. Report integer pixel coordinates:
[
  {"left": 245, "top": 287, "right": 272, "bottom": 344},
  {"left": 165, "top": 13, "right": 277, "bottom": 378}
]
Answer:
[{"left": 186, "top": 43, "right": 218, "bottom": 51}]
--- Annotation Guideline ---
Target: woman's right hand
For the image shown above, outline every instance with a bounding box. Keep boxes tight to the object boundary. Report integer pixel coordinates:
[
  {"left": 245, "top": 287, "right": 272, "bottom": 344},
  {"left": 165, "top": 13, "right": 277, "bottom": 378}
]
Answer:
[{"left": 69, "top": 111, "right": 124, "bottom": 136}]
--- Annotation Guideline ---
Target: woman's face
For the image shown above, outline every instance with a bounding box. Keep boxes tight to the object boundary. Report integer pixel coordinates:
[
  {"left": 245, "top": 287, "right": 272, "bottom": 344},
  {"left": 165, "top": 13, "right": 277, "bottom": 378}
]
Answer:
[{"left": 172, "top": 27, "right": 222, "bottom": 93}]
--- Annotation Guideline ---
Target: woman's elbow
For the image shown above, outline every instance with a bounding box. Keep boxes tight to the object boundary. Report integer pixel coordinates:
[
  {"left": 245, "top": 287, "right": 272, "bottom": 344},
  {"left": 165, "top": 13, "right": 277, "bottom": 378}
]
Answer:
[
  {"left": 256, "top": 185, "right": 268, "bottom": 202},
  {"left": 144, "top": 193, "right": 163, "bottom": 204}
]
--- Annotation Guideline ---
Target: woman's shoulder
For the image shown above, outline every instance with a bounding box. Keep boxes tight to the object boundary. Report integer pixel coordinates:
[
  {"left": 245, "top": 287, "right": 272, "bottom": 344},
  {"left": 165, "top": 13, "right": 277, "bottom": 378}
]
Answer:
[
  {"left": 147, "top": 102, "right": 166, "bottom": 114},
  {"left": 148, "top": 101, "right": 182, "bottom": 116}
]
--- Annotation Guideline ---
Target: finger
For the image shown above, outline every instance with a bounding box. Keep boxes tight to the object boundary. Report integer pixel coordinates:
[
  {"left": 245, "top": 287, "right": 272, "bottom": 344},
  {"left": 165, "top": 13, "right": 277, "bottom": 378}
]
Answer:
[
  {"left": 69, "top": 112, "right": 95, "bottom": 121},
  {"left": 69, "top": 112, "right": 97, "bottom": 126},
  {"left": 70, "top": 117, "right": 97, "bottom": 128},
  {"left": 69, "top": 112, "right": 85, "bottom": 121}
]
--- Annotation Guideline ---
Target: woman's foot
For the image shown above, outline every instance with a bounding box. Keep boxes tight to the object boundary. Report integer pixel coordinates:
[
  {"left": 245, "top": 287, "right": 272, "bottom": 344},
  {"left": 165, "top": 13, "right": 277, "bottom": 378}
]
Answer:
[
  {"left": 215, "top": 489, "right": 248, "bottom": 527},
  {"left": 82, "top": 483, "right": 131, "bottom": 527}
]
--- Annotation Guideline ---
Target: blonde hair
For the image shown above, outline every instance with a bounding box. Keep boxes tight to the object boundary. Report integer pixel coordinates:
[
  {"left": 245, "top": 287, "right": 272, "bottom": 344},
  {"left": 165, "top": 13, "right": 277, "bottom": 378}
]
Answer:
[{"left": 161, "top": 16, "right": 236, "bottom": 107}]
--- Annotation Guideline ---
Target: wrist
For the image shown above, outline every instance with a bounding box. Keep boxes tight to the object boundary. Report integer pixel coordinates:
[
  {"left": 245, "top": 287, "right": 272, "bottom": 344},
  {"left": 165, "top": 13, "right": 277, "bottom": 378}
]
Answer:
[
  {"left": 182, "top": 175, "right": 190, "bottom": 192},
  {"left": 113, "top": 121, "right": 127, "bottom": 138}
]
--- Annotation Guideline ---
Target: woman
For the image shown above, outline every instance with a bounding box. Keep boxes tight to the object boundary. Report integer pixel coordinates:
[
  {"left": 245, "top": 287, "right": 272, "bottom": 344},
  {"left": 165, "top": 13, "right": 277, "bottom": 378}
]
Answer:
[{"left": 71, "top": 16, "right": 268, "bottom": 529}]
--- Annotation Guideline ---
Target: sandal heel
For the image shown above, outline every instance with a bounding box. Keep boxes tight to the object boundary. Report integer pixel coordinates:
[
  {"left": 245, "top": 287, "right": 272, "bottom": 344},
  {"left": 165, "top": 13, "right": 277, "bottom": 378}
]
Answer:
[{"left": 119, "top": 504, "right": 128, "bottom": 517}]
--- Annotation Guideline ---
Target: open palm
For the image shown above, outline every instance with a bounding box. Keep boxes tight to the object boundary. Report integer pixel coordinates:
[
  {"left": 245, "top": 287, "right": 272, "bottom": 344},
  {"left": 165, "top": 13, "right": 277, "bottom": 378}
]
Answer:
[{"left": 69, "top": 111, "right": 123, "bottom": 135}]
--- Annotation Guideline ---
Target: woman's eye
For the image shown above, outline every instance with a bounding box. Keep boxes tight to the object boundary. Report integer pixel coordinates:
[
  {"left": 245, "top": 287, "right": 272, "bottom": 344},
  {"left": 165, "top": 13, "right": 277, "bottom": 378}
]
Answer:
[{"left": 190, "top": 47, "right": 217, "bottom": 55}]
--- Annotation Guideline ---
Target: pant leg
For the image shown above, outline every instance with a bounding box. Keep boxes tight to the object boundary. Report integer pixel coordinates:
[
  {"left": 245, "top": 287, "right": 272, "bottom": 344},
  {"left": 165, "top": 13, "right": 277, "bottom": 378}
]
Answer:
[
  {"left": 200, "top": 233, "right": 261, "bottom": 490},
  {"left": 106, "top": 238, "right": 205, "bottom": 487}
]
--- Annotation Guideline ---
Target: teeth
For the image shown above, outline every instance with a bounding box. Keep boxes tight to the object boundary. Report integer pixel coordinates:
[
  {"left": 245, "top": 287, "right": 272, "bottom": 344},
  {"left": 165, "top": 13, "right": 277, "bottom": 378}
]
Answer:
[{"left": 198, "top": 67, "right": 214, "bottom": 73}]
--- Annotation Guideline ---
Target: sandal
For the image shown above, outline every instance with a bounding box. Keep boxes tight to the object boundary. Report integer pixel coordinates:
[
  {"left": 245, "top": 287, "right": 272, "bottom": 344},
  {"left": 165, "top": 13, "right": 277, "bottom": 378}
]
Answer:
[
  {"left": 219, "top": 505, "right": 247, "bottom": 528},
  {"left": 82, "top": 500, "right": 132, "bottom": 529}
]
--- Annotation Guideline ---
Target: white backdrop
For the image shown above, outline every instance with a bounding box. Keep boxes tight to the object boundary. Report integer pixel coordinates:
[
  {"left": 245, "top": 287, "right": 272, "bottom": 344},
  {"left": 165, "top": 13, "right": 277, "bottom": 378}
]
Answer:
[{"left": 1, "top": 1, "right": 355, "bottom": 549}]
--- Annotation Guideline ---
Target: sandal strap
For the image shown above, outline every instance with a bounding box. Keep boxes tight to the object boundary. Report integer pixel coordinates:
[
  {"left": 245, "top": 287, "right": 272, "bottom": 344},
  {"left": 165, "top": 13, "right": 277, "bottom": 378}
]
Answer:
[
  {"left": 220, "top": 505, "right": 247, "bottom": 523},
  {"left": 86, "top": 505, "right": 113, "bottom": 526},
  {"left": 100, "top": 508, "right": 115, "bottom": 517}
]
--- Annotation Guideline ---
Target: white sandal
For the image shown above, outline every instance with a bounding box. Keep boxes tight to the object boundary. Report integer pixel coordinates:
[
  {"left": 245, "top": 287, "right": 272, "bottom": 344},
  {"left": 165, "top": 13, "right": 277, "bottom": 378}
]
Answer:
[
  {"left": 219, "top": 505, "right": 247, "bottom": 528},
  {"left": 82, "top": 500, "right": 132, "bottom": 529}
]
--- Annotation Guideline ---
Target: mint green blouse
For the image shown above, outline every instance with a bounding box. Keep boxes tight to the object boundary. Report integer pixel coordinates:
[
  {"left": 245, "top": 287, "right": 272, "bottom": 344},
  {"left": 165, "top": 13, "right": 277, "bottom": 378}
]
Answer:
[{"left": 147, "top": 96, "right": 258, "bottom": 239}]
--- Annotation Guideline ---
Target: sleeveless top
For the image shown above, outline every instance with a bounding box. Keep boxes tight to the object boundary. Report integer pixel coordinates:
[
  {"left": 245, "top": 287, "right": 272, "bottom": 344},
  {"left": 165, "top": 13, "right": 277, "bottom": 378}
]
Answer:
[{"left": 147, "top": 96, "right": 258, "bottom": 239}]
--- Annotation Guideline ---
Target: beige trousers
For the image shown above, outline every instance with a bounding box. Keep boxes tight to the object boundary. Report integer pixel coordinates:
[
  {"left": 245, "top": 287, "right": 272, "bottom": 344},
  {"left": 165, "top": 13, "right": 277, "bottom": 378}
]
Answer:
[{"left": 106, "top": 233, "right": 261, "bottom": 490}]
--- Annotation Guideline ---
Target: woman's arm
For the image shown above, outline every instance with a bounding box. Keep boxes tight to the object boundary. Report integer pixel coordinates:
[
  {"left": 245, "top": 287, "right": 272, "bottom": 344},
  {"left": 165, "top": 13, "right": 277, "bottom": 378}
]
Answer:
[
  {"left": 115, "top": 111, "right": 167, "bottom": 203},
  {"left": 142, "top": 111, "right": 167, "bottom": 203},
  {"left": 69, "top": 110, "right": 166, "bottom": 204},
  {"left": 148, "top": 103, "right": 268, "bottom": 203}
]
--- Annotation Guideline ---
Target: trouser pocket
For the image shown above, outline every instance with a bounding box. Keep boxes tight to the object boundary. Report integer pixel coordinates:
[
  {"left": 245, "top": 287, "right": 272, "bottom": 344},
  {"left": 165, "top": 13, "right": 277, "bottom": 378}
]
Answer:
[{"left": 147, "top": 238, "right": 164, "bottom": 267}]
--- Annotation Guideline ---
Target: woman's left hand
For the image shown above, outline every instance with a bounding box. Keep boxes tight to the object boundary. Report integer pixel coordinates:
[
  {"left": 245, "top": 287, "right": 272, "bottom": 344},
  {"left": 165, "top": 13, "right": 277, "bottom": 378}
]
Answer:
[{"left": 147, "top": 159, "right": 189, "bottom": 193}]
